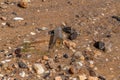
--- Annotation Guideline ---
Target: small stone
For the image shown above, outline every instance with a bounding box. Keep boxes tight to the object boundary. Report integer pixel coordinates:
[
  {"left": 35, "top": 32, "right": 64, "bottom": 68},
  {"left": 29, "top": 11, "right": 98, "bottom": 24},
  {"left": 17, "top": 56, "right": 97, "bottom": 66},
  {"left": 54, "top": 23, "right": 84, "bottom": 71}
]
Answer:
[
  {"left": 73, "top": 51, "right": 83, "bottom": 59},
  {"left": 94, "top": 41, "right": 105, "bottom": 51},
  {"left": 55, "top": 76, "right": 62, "bottom": 80},
  {"left": 76, "top": 62, "right": 83, "bottom": 67},
  {"left": 14, "top": 48, "right": 22, "bottom": 57},
  {"left": 33, "top": 63, "right": 45, "bottom": 74},
  {"left": 63, "top": 40, "right": 76, "bottom": 50},
  {"left": 88, "top": 76, "right": 98, "bottom": 80},
  {"left": 63, "top": 54, "right": 69, "bottom": 58},
  {"left": 72, "top": 78, "right": 77, "bottom": 80},
  {"left": 69, "top": 66, "right": 76, "bottom": 74},
  {"left": 18, "top": 61, "right": 27, "bottom": 68},
  {"left": 46, "top": 59, "right": 55, "bottom": 69},
  {"left": 98, "top": 75, "right": 106, "bottom": 80},
  {"left": 41, "top": 27, "right": 48, "bottom": 31},
  {"left": 93, "top": 50, "right": 102, "bottom": 57},
  {"left": 0, "top": 5, "right": 7, "bottom": 9},
  {"left": 30, "top": 32, "right": 36, "bottom": 35},
  {"left": 13, "top": 17, "right": 24, "bottom": 21},
  {"left": 18, "top": 0, "right": 28, "bottom": 8},
  {"left": 112, "top": 16, "right": 120, "bottom": 21},
  {"left": 69, "top": 31, "right": 78, "bottom": 40},
  {"left": 1, "top": 17, "right": 7, "bottom": 21},
  {"left": 43, "top": 55, "right": 49, "bottom": 60},
  {"left": 78, "top": 74, "right": 87, "bottom": 80},
  {"left": 19, "top": 71, "right": 26, "bottom": 77},
  {"left": 1, "top": 22, "right": 6, "bottom": 26}
]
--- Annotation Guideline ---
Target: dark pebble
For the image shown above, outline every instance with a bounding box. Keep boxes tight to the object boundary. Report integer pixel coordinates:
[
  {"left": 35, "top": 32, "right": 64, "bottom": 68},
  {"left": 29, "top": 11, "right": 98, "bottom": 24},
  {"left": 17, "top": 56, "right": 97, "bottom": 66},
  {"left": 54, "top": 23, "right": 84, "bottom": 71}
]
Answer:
[
  {"left": 15, "top": 48, "right": 22, "bottom": 57},
  {"left": 87, "top": 67, "right": 96, "bottom": 77},
  {"left": 62, "top": 27, "right": 72, "bottom": 34},
  {"left": 112, "top": 16, "right": 120, "bottom": 21},
  {"left": 69, "top": 31, "right": 78, "bottom": 40},
  {"left": 63, "top": 54, "right": 69, "bottom": 58},
  {"left": 94, "top": 41, "right": 105, "bottom": 51},
  {"left": 98, "top": 76, "right": 106, "bottom": 80},
  {"left": 18, "top": 61, "right": 27, "bottom": 68}
]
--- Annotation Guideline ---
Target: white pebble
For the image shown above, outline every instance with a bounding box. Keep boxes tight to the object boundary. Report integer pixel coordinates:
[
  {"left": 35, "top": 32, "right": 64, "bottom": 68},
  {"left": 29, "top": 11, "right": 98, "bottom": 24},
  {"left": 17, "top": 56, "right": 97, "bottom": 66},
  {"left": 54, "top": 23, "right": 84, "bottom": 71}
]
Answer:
[
  {"left": 30, "top": 32, "right": 36, "bottom": 35},
  {"left": 13, "top": 17, "right": 24, "bottom": 21},
  {"left": 19, "top": 71, "right": 26, "bottom": 77}
]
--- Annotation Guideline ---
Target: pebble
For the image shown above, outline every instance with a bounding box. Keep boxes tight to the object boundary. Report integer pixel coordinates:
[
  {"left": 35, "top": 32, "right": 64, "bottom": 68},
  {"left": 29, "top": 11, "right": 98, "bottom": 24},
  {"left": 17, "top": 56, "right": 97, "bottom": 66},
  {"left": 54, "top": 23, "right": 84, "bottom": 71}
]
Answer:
[
  {"left": 15, "top": 48, "right": 22, "bottom": 57},
  {"left": 112, "top": 16, "right": 120, "bottom": 21},
  {"left": 63, "top": 40, "right": 76, "bottom": 50},
  {"left": 13, "top": 17, "right": 24, "bottom": 21},
  {"left": 46, "top": 59, "right": 55, "bottom": 69},
  {"left": 19, "top": 71, "right": 26, "bottom": 77},
  {"left": 63, "top": 54, "right": 69, "bottom": 58},
  {"left": 72, "top": 78, "right": 77, "bottom": 80},
  {"left": 18, "top": 61, "right": 28, "bottom": 68},
  {"left": 0, "top": 5, "right": 7, "bottom": 9},
  {"left": 30, "top": 32, "right": 36, "bottom": 35},
  {"left": 88, "top": 76, "right": 98, "bottom": 80},
  {"left": 33, "top": 63, "right": 45, "bottom": 74},
  {"left": 69, "top": 66, "right": 77, "bottom": 74},
  {"left": 41, "top": 27, "right": 48, "bottom": 31},
  {"left": 18, "top": 0, "right": 28, "bottom": 8},
  {"left": 98, "top": 75, "right": 106, "bottom": 80},
  {"left": 78, "top": 74, "right": 87, "bottom": 80},
  {"left": 1, "top": 22, "right": 6, "bottom": 26},
  {"left": 55, "top": 76, "right": 62, "bottom": 80},
  {"left": 76, "top": 62, "right": 83, "bottom": 67},
  {"left": 43, "top": 55, "right": 49, "bottom": 60},
  {"left": 1, "top": 59, "right": 11, "bottom": 64},
  {"left": 94, "top": 41, "right": 105, "bottom": 51},
  {"left": 73, "top": 51, "right": 83, "bottom": 59},
  {"left": 0, "top": 16, "right": 7, "bottom": 21}
]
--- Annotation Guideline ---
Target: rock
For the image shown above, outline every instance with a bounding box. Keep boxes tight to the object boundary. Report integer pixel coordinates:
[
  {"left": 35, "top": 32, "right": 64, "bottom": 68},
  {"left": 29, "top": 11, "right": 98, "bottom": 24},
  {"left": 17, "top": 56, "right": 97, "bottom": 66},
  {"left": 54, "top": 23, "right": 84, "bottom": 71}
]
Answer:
[
  {"left": 76, "top": 62, "right": 83, "bottom": 67},
  {"left": 18, "top": 61, "right": 27, "bottom": 68},
  {"left": 14, "top": 48, "right": 22, "bottom": 57},
  {"left": 88, "top": 76, "right": 98, "bottom": 80},
  {"left": 13, "top": 17, "right": 24, "bottom": 21},
  {"left": 73, "top": 51, "right": 83, "bottom": 59},
  {"left": 63, "top": 40, "right": 76, "bottom": 50},
  {"left": 46, "top": 59, "right": 55, "bottom": 69},
  {"left": 93, "top": 41, "right": 105, "bottom": 51},
  {"left": 43, "top": 55, "right": 49, "bottom": 60},
  {"left": 1, "top": 22, "right": 6, "bottom": 26},
  {"left": 0, "top": 5, "right": 7, "bottom": 9},
  {"left": 19, "top": 71, "right": 26, "bottom": 77},
  {"left": 69, "top": 31, "right": 78, "bottom": 40},
  {"left": 63, "top": 54, "right": 69, "bottom": 58},
  {"left": 98, "top": 75, "right": 106, "bottom": 80},
  {"left": 18, "top": 0, "right": 28, "bottom": 8},
  {"left": 72, "top": 78, "right": 77, "bottom": 80},
  {"left": 0, "top": 16, "right": 7, "bottom": 21},
  {"left": 55, "top": 76, "right": 62, "bottom": 80},
  {"left": 41, "top": 27, "right": 48, "bottom": 31},
  {"left": 62, "top": 26, "right": 78, "bottom": 40},
  {"left": 69, "top": 66, "right": 77, "bottom": 74},
  {"left": 93, "top": 50, "right": 102, "bottom": 57},
  {"left": 33, "top": 63, "right": 45, "bottom": 74},
  {"left": 78, "top": 74, "right": 87, "bottom": 80},
  {"left": 30, "top": 32, "right": 36, "bottom": 35},
  {"left": 62, "top": 26, "right": 72, "bottom": 34},
  {"left": 1, "top": 59, "right": 11, "bottom": 64},
  {"left": 112, "top": 16, "right": 120, "bottom": 21}
]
